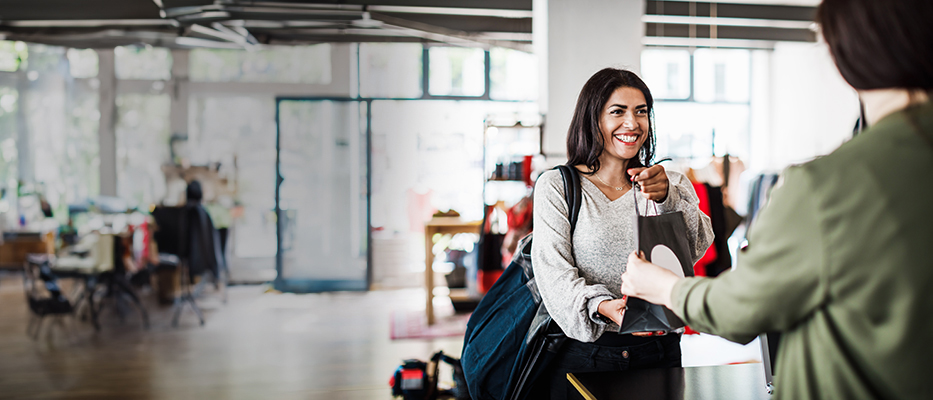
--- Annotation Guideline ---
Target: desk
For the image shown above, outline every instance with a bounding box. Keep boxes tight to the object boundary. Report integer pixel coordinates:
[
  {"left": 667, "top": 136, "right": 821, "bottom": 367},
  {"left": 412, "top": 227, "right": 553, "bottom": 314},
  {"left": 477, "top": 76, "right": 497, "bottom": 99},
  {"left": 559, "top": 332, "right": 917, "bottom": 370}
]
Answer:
[
  {"left": 0, "top": 231, "right": 54, "bottom": 269},
  {"left": 424, "top": 217, "right": 481, "bottom": 326},
  {"left": 568, "top": 363, "right": 771, "bottom": 400}
]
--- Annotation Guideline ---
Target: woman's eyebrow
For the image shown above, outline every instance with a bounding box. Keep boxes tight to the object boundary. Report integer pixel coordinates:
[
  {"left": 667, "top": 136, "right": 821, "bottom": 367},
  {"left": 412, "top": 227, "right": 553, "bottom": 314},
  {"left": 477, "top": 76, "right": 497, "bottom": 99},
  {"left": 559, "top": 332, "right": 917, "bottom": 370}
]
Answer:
[{"left": 635, "top": 104, "right": 648, "bottom": 109}]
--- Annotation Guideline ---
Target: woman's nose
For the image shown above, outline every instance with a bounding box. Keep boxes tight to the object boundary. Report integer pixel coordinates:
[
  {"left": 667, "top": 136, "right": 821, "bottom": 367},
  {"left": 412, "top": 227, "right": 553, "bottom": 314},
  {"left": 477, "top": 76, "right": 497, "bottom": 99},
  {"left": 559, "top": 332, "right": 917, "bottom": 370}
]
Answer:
[{"left": 622, "top": 116, "right": 636, "bottom": 130}]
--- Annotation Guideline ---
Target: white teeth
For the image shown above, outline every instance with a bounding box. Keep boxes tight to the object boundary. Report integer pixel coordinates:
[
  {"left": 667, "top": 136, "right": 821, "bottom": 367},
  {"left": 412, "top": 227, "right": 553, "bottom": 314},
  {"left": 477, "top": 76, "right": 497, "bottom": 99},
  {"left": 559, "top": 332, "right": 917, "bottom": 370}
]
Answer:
[{"left": 616, "top": 135, "right": 637, "bottom": 143}]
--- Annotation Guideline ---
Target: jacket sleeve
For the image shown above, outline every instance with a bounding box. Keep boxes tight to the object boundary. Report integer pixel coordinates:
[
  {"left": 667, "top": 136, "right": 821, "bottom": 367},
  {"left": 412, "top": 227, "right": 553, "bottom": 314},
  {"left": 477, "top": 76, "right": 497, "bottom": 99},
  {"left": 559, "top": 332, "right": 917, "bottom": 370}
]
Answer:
[
  {"left": 670, "top": 166, "right": 827, "bottom": 344},
  {"left": 656, "top": 170, "right": 715, "bottom": 265},
  {"left": 531, "top": 170, "right": 615, "bottom": 342}
]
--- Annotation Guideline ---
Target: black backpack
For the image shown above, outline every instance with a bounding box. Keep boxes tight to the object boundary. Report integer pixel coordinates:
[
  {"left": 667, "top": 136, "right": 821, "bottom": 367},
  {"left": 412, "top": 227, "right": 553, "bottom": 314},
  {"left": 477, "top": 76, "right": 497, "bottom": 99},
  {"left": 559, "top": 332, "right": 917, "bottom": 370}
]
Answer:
[{"left": 461, "top": 165, "right": 581, "bottom": 400}]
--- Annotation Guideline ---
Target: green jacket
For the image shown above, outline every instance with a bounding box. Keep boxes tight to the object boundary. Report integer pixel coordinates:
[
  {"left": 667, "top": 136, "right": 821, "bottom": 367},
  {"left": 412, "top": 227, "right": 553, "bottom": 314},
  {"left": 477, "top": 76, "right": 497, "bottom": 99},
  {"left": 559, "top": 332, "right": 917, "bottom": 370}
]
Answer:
[{"left": 672, "top": 101, "right": 933, "bottom": 400}]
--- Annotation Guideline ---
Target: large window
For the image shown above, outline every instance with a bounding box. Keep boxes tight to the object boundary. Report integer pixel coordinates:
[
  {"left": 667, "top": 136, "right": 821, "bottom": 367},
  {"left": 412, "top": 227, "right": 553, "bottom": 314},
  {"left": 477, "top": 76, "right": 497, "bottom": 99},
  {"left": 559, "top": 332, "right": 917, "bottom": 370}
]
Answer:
[
  {"left": 0, "top": 41, "right": 28, "bottom": 72},
  {"left": 490, "top": 47, "right": 537, "bottom": 101},
  {"left": 190, "top": 44, "right": 331, "bottom": 84},
  {"left": 20, "top": 44, "right": 100, "bottom": 218},
  {"left": 115, "top": 94, "right": 170, "bottom": 208},
  {"left": 0, "top": 86, "right": 17, "bottom": 209},
  {"left": 188, "top": 95, "right": 277, "bottom": 258},
  {"left": 115, "top": 45, "right": 172, "bottom": 80},
  {"left": 642, "top": 48, "right": 752, "bottom": 160},
  {"left": 428, "top": 46, "right": 485, "bottom": 97},
  {"left": 358, "top": 43, "right": 423, "bottom": 98}
]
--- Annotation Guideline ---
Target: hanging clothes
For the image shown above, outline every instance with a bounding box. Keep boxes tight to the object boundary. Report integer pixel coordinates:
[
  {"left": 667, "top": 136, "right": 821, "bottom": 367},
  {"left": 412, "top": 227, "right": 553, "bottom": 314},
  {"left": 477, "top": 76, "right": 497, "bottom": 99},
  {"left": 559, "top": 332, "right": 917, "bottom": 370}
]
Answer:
[
  {"left": 691, "top": 182, "right": 717, "bottom": 277},
  {"left": 704, "top": 184, "right": 733, "bottom": 277}
]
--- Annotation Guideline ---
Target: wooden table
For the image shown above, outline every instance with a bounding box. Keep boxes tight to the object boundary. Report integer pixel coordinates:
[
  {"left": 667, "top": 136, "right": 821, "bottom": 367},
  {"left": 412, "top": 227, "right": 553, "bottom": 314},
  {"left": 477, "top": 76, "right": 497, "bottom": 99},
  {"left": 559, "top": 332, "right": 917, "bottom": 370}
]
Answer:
[
  {"left": 567, "top": 363, "right": 771, "bottom": 400},
  {"left": 0, "top": 231, "right": 54, "bottom": 269},
  {"left": 424, "top": 217, "right": 481, "bottom": 325}
]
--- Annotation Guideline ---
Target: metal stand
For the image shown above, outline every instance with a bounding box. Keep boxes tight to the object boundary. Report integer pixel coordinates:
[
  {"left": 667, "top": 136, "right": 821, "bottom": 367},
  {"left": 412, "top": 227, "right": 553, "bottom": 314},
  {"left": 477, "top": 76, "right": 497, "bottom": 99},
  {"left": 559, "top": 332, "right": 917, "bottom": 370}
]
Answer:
[
  {"left": 171, "top": 261, "right": 205, "bottom": 327},
  {"left": 96, "top": 271, "right": 150, "bottom": 329}
]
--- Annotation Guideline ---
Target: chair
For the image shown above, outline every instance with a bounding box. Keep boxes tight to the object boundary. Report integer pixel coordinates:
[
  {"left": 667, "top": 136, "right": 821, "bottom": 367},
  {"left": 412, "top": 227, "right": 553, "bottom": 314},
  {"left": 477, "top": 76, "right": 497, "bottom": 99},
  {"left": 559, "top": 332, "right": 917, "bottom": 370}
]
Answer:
[
  {"left": 23, "top": 255, "right": 75, "bottom": 339},
  {"left": 151, "top": 204, "right": 226, "bottom": 327},
  {"left": 92, "top": 233, "right": 150, "bottom": 329},
  {"left": 186, "top": 204, "right": 228, "bottom": 303},
  {"left": 54, "top": 232, "right": 137, "bottom": 331}
]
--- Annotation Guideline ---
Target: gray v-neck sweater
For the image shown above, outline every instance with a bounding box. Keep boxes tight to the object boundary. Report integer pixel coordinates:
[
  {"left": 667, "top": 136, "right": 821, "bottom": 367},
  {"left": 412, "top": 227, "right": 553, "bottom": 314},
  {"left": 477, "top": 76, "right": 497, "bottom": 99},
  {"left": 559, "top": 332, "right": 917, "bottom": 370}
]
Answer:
[{"left": 531, "top": 168, "right": 714, "bottom": 342}]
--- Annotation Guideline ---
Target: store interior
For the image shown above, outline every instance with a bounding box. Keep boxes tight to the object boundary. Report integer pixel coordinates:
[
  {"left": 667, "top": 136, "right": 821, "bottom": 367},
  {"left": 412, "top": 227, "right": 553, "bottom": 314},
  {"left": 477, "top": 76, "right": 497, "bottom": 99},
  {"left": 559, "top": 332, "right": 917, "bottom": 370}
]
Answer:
[{"left": 0, "top": 0, "right": 861, "bottom": 398}]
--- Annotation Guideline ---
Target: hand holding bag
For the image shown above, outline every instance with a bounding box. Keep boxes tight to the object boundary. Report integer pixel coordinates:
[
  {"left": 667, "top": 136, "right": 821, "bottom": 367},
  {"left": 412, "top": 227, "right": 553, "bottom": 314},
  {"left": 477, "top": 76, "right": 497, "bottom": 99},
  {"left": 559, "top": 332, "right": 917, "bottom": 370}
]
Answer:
[{"left": 619, "top": 183, "right": 695, "bottom": 334}]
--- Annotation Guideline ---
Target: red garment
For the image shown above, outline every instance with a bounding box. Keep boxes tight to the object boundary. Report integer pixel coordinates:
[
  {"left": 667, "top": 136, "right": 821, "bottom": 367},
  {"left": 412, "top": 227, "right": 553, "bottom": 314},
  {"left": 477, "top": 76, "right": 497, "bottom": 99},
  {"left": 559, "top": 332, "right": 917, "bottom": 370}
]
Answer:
[
  {"left": 691, "top": 182, "right": 716, "bottom": 277},
  {"left": 684, "top": 182, "right": 716, "bottom": 335},
  {"left": 477, "top": 269, "right": 503, "bottom": 294}
]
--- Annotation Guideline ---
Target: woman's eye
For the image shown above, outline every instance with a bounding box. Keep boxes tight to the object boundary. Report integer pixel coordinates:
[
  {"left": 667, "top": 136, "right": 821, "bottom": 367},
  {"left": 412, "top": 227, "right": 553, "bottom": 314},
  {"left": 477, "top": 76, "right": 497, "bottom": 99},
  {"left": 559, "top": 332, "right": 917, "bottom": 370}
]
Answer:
[{"left": 636, "top": 109, "right": 648, "bottom": 115}]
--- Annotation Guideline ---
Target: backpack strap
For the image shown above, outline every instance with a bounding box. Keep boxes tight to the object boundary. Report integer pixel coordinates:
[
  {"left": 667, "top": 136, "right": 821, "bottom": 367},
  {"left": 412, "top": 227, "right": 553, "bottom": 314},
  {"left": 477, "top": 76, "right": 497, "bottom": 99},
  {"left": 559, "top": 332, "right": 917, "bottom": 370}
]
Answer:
[{"left": 555, "top": 165, "right": 582, "bottom": 236}]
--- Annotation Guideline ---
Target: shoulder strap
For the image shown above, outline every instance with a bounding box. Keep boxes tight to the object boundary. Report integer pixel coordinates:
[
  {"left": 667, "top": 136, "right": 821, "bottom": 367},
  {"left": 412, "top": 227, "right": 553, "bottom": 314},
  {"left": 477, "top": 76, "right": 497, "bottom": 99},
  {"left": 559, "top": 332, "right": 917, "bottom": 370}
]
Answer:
[{"left": 554, "top": 165, "right": 582, "bottom": 236}]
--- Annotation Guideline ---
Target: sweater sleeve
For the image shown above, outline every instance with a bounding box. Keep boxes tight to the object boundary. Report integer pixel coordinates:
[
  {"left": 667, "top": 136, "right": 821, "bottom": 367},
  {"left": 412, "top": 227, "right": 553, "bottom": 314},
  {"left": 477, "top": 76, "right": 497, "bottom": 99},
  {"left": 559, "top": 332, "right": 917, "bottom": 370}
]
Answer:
[
  {"left": 670, "top": 166, "right": 827, "bottom": 344},
  {"left": 531, "top": 170, "right": 615, "bottom": 342},
  {"left": 656, "top": 170, "right": 715, "bottom": 265}
]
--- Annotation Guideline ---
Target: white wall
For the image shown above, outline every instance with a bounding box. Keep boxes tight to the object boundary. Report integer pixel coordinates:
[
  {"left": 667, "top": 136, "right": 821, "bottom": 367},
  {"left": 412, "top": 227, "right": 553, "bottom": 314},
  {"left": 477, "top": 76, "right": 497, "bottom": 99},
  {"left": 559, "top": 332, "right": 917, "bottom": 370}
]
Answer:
[
  {"left": 749, "top": 42, "right": 859, "bottom": 172},
  {"left": 537, "top": 0, "right": 645, "bottom": 159}
]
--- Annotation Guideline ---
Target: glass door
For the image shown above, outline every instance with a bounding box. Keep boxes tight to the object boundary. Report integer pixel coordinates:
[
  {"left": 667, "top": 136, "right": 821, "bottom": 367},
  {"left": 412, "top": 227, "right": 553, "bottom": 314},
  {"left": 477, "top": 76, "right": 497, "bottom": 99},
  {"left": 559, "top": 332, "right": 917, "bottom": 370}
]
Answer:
[{"left": 274, "top": 99, "right": 370, "bottom": 292}]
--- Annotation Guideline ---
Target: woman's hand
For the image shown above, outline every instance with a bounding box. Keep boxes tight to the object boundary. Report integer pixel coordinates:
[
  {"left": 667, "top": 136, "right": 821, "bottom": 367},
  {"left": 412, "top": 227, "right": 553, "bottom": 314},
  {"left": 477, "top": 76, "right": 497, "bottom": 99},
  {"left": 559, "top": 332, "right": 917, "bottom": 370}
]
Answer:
[
  {"left": 628, "top": 165, "right": 669, "bottom": 202},
  {"left": 598, "top": 296, "right": 667, "bottom": 337},
  {"left": 597, "top": 297, "right": 628, "bottom": 326},
  {"left": 621, "top": 251, "right": 682, "bottom": 310}
]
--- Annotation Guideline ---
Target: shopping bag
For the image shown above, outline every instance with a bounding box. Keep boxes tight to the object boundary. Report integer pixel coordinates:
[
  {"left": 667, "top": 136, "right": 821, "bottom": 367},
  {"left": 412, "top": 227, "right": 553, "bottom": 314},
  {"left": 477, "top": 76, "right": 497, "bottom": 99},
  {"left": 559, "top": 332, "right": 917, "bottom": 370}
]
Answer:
[{"left": 619, "top": 184, "right": 695, "bottom": 334}]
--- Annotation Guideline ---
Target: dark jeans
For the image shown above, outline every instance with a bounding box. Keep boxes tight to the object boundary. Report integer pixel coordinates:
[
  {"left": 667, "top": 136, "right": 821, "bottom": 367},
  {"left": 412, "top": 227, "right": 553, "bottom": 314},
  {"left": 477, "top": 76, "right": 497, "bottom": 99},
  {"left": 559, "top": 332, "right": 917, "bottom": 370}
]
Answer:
[{"left": 532, "top": 333, "right": 682, "bottom": 400}]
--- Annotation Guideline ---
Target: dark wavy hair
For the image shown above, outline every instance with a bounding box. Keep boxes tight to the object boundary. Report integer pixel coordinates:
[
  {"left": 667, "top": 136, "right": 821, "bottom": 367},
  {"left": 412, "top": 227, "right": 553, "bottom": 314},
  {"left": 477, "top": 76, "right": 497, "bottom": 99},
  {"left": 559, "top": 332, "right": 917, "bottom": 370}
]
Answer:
[
  {"left": 566, "top": 68, "right": 656, "bottom": 180},
  {"left": 818, "top": 0, "right": 933, "bottom": 92}
]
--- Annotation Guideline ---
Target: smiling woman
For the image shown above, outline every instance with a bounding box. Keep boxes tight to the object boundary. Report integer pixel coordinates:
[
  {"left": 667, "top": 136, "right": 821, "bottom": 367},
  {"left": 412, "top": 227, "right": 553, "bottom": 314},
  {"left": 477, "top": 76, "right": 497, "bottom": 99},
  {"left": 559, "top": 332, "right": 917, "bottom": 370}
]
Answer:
[{"left": 529, "top": 68, "right": 713, "bottom": 400}]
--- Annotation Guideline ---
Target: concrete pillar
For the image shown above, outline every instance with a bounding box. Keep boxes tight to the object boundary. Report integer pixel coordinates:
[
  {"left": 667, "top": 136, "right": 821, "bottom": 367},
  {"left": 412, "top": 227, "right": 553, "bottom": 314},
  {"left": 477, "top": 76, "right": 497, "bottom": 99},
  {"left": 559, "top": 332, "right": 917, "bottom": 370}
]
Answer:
[
  {"left": 96, "top": 49, "right": 117, "bottom": 196},
  {"left": 536, "top": 0, "right": 645, "bottom": 158}
]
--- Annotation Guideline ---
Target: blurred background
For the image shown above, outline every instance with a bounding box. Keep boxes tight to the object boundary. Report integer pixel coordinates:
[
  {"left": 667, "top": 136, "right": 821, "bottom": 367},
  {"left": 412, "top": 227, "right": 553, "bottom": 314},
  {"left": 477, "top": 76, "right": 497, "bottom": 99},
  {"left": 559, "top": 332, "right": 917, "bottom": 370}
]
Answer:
[{"left": 0, "top": 0, "right": 857, "bottom": 398}]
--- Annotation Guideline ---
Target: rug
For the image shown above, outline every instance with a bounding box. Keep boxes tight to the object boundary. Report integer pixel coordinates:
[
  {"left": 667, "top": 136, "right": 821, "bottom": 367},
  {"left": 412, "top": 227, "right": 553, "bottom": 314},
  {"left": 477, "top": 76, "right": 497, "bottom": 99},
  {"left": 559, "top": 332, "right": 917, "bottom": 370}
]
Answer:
[{"left": 390, "top": 310, "right": 471, "bottom": 340}]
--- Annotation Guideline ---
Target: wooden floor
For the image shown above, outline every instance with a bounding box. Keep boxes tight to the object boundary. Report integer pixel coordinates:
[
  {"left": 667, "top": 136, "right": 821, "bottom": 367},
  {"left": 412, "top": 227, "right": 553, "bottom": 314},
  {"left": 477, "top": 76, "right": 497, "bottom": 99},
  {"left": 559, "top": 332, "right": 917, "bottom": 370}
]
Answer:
[{"left": 0, "top": 273, "right": 463, "bottom": 399}]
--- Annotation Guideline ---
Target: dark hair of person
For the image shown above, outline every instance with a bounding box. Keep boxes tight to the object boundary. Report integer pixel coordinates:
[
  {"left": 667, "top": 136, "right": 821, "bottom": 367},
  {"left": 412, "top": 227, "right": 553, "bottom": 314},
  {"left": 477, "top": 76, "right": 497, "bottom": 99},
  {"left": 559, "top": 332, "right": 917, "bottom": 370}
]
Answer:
[
  {"left": 186, "top": 180, "right": 203, "bottom": 202},
  {"left": 566, "top": 68, "right": 656, "bottom": 180},
  {"left": 817, "top": 0, "right": 933, "bottom": 92}
]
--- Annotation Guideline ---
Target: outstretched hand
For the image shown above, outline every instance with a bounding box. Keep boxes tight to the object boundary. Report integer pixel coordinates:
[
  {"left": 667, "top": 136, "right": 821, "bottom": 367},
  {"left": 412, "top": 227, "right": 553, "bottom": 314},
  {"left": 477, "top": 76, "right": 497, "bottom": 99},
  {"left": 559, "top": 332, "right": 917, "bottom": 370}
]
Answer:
[
  {"left": 620, "top": 251, "right": 681, "bottom": 310},
  {"left": 628, "top": 165, "right": 669, "bottom": 202}
]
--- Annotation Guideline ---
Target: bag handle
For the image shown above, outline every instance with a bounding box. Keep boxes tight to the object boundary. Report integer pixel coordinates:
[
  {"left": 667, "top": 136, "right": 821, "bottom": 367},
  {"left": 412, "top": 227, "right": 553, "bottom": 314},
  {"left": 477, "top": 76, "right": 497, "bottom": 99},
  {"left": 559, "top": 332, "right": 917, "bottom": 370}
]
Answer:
[{"left": 632, "top": 181, "right": 660, "bottom": 217}]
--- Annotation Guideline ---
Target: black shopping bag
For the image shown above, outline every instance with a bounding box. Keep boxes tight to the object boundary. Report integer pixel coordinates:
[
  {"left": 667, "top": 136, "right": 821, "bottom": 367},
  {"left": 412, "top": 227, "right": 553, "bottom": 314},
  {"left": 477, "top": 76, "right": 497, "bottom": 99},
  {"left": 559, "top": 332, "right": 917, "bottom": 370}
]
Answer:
[{"left": 619, "top": 185, "right": 695, "bottom": 334}]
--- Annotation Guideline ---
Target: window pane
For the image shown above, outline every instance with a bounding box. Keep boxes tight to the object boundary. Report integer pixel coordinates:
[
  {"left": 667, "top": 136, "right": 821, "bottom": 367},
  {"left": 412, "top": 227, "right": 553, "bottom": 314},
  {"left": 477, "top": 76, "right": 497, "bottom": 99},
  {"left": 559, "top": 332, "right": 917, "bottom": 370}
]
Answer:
[
  {"left": 67, "top": 48, "right": 98, "bottom": 78},
  {"left": 24, "top": 44, "right": 64, "bottom": 74},
  {"left": 116, "top": 94, "right": 171, "bottom": 207},
  {"left": 429, "top": 47, "right": 485, "bottom": 97},
  {"left": 653, "top": 102, "right": 750, "bottom": 160},
  {"left": 359, "top": 43, "right": 422, "bottom": 98},
  {"left": 693, "top": 49, "right": 750, "bottom": 103},
  {"left": 0, "top": 41, "right": 27, "bottom": 72},
  {"left": 0, "top": 87, "right": 18, "bottom": 199},
  {"left": 189, "top": 44, "right": 331, "bottom": 84},
  {"left": 490, "top": 47, "right": 537, "bottom": 101},
  {"left": 115, "top": 46, "right": 172, "bottom": 80},
  {"left": 188, "top": 95, "right": 277, "bottom": 258},
  {"left": 24, "top": 66, "right": 100, "bottom": 212},
  {"left": 641, "top": 49, "right": 691, "bottom": 100}
]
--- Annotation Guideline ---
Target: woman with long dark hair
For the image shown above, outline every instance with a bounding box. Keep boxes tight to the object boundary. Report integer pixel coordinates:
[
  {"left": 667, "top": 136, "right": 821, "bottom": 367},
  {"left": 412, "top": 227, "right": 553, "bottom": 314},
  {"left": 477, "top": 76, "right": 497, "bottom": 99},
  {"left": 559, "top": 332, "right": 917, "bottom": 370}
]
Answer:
[
  {"left": 621, "top": 0, "right": 933, "bottom": 398},
  {"left": 531, "top": 68, "right": 713, "bottom": 398}
]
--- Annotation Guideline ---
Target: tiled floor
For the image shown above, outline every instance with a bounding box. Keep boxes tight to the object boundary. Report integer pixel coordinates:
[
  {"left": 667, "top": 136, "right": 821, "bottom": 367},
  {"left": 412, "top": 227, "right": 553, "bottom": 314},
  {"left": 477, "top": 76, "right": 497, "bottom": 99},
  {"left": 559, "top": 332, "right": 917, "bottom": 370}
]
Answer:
[{"left": 0, "top": 273, "right": 761, "bottom": 399}]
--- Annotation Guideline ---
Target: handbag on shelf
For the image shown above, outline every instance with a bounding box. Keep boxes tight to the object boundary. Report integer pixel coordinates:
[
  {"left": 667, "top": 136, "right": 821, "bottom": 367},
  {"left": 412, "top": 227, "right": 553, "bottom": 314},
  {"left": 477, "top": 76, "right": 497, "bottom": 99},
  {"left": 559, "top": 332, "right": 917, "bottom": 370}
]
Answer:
[{"left": 619, "top": 183, "right": 695, "bottom": 335}]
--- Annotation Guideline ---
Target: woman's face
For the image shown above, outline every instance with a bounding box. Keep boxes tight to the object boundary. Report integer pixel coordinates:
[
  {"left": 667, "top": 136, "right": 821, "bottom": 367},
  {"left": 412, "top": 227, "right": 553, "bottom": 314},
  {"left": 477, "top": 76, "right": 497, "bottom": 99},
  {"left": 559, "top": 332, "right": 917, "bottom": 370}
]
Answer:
[{"left": 599, "top": 86, "right": 649, "bottom": 164}]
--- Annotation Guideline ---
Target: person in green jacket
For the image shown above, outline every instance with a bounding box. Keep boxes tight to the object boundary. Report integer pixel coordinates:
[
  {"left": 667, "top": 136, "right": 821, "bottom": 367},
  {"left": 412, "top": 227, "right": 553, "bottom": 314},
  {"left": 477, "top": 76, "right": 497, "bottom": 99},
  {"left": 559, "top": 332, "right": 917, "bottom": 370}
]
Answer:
[{"left": 619, "top": 0, "right": 933, "bottom": 398}]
